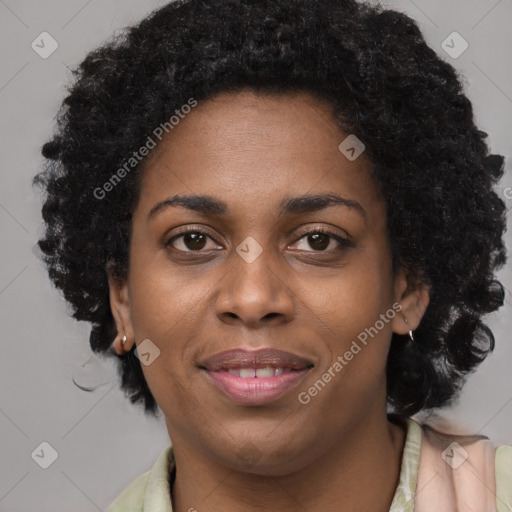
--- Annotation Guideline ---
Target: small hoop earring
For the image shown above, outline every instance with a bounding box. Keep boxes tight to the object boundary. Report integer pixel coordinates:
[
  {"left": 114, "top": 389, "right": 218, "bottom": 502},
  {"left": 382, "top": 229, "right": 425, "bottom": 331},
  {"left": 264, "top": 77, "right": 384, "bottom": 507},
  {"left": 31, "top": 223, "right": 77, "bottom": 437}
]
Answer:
[
  {"left": 122, "top": 334, "right": 127, "bottom": 345},
  {"left": 402, "top": 316, "right": 415, "bottom": 342}
]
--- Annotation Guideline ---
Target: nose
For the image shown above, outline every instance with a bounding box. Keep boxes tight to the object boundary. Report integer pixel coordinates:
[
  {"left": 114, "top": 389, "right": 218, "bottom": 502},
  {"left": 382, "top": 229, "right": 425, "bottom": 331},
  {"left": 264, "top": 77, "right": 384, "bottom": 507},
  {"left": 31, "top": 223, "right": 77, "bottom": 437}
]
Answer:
[{"left": 215, "top": 242, "right": 295, "bottom": 329}]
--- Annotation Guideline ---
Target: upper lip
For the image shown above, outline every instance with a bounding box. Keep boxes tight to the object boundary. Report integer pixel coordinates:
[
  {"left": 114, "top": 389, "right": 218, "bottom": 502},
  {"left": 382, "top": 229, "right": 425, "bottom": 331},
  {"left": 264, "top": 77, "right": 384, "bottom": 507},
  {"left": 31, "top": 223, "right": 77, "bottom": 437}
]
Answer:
[{"left": 199, "top": 348, "right": 314, "bottom": 371}]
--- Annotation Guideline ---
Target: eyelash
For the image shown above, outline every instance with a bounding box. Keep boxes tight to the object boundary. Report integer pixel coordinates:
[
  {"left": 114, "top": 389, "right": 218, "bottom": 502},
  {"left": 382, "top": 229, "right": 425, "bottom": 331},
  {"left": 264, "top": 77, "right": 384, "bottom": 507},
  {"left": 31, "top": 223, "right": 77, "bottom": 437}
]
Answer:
[{"left": 164, "top": 226, "right": 353, "bottom": 254}]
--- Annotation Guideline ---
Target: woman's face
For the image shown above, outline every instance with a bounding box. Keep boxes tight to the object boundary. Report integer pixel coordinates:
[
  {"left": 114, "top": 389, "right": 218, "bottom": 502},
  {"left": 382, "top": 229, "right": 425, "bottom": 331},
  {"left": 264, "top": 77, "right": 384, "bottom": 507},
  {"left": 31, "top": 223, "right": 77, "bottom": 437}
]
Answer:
[{"left": 109, "top": 89, "right": 426, "bottom": 475}]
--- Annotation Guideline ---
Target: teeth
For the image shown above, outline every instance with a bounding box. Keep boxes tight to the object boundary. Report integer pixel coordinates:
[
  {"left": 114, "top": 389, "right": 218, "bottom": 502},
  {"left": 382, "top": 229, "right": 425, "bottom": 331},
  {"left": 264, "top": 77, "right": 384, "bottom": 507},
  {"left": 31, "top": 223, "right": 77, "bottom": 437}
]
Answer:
[
  {"left": 239, "top": 368, "right": 256, "bottom": 378},
  {"left": 255, "top": 367, "right": 274, "bottom": 378},
  {"left": 226, "top": 367, "right": 286, "bottom": 378}
]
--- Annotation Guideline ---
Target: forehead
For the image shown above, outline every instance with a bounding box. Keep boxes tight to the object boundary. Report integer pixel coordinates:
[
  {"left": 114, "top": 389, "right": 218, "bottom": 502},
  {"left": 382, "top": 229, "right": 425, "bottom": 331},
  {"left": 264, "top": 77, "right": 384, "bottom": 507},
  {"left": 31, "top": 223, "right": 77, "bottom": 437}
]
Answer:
[{"left": 135, "top": 89, "right": 383, "bottom": 218}]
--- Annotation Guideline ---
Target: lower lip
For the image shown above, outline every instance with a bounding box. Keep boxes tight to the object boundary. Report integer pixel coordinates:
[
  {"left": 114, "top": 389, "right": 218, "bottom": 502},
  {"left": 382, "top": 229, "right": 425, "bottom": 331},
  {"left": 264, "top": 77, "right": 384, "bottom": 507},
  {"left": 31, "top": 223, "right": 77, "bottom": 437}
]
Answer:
[{"left": 204, "top": 369, "right": 310, "bottom": 405}]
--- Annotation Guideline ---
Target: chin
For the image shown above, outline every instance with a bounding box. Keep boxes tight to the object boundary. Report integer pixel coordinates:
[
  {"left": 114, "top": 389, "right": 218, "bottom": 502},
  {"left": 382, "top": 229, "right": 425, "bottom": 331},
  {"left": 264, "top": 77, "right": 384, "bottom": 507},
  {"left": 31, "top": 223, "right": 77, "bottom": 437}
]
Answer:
[{"left": 210, "top": 432, "right": 319, "bottom": 477}]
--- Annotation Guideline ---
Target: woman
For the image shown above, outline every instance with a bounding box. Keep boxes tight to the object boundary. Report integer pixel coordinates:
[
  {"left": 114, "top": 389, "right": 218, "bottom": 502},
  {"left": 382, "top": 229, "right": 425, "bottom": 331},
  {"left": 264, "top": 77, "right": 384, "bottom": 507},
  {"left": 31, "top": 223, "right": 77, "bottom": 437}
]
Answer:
[{"left": 33, "top": 0, "right": 511, "bottom": 510}]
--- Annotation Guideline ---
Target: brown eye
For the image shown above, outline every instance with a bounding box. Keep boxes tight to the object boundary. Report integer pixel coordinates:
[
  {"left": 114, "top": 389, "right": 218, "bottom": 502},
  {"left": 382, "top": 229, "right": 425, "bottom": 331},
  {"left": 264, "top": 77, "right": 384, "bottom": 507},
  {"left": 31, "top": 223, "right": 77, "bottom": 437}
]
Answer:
[
  {"left": 305, "top": 233, "right": 330, "bottom": 251},
  {"left": 181, "top": 232, "right": 207, "bottom": 250},
  {"left": 291, "top": 228, "right": 353, "bottom": 253},
  {"left": 165, "top": 230, "right": 220, "bottom": 252}
]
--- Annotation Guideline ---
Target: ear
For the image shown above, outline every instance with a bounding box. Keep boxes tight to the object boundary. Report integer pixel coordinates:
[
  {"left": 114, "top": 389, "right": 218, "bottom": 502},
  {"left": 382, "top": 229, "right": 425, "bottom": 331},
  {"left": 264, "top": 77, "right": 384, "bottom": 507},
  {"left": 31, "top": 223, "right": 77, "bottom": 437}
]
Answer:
[
  {"left": 391, "top": 265, "right": 430, "bottom": 335},
  {"left": 107, "top": 270, "right": 135, "bottom": 355}
]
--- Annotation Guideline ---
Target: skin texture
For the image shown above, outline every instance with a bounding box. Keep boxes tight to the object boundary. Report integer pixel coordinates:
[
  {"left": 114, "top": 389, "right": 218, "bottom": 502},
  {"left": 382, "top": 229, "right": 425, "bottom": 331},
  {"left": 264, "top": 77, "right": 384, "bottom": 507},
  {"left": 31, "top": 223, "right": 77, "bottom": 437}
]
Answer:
[{"left": 108, "top": 89, "right": 430, "bottom": 512}]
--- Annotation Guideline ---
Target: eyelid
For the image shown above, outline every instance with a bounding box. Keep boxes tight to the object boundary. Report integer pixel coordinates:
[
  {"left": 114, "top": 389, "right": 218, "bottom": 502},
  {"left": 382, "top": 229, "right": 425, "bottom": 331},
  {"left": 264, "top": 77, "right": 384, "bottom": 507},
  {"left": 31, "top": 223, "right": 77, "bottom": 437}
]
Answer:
[
  {"left": 165, "top": 224, "right": 353, "bottom": 252},
  {"left": 291, "top": 224, "right": 352, "bottom": 243},
  {"left": 289, "top": 227, "right": 354, "bottom": 252},
  {"left": 165, "top": 225, "right": 222, "bottom": 248}
]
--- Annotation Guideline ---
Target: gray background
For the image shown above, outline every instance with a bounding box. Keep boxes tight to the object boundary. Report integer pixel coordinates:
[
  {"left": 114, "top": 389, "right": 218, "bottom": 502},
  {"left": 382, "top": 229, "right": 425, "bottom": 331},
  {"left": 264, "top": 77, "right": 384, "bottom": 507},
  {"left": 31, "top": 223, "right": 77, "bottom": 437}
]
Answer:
[{"left": 0, "top": 0, "right": 510, "bottom": 510}]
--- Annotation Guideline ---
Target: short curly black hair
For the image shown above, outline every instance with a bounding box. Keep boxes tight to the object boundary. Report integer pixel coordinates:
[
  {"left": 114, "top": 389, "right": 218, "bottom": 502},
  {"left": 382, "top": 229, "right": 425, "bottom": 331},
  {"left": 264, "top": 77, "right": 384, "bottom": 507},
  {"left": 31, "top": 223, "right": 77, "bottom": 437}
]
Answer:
[{"left": 33, "top": 0, "right": 507, "bottom": 418}]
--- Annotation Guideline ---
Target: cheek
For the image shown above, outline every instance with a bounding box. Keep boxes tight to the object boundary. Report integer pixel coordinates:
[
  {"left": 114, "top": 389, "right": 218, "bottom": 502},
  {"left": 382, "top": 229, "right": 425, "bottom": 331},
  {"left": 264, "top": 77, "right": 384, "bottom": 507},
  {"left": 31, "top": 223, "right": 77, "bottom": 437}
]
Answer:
[
  {"left": 126, "top": 247, "right": 222, "bottom": 394},
  {"left": 127, "top": 243, "right": 205, "bottom": 337},
  {"left": 304, "top": 249, "right": 395, "bottom": 393},
  {"left": 128, "top": 267, "right": 204, "bottom": 416},
  {"left": 317, "top": 252, "right": 393, "bottom": 334}
]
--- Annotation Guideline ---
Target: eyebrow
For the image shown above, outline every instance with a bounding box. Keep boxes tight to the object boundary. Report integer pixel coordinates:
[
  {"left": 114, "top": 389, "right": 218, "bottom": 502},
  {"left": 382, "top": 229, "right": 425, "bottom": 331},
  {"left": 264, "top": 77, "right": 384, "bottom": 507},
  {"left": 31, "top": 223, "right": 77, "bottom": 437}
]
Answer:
[{"left": 148, "top": 193, "right": 367, "bottom": 220}]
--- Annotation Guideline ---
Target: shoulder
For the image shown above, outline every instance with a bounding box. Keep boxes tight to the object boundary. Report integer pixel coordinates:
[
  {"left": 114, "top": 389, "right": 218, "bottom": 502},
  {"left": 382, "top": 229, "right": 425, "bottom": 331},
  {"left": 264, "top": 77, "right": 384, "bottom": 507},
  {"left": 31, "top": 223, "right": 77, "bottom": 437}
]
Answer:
[
  {"left": 105, "top": 445, "right": 174, "bottom": 512},
  {"left": 413, "top": 418, "right": 512, "bottom": 512},
  {"left": 105, "top": 470, "right": 150, "bottom": 512},
  {"left": 495, "top": 443, "right": 512, "bottom": 512}
]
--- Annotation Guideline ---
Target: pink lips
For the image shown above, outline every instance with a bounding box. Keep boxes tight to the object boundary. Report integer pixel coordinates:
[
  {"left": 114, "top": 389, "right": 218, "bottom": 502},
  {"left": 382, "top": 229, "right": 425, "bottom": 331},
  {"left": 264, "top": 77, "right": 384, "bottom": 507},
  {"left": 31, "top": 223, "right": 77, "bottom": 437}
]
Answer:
[{"left": 199, "top": 348, "right": 313, "bottom": 405}]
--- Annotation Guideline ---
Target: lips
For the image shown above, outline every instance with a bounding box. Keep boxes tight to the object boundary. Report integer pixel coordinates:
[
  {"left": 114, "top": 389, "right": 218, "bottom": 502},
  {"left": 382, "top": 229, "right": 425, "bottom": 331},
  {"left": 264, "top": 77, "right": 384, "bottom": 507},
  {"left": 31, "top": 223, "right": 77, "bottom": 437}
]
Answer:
[
  {"left": 199, "top": 348, "right": 313, "bottom": 405},
  {"left": 200, "top": 348, "right": 313, "bottom": 371}
]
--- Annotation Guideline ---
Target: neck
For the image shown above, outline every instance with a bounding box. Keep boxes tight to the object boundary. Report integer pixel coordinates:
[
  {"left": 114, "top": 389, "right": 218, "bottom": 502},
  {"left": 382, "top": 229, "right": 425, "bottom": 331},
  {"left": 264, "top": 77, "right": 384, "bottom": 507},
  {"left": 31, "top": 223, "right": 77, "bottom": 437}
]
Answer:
[{"left": 169, "top": 413, "right": 407, "bottom": 512}]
